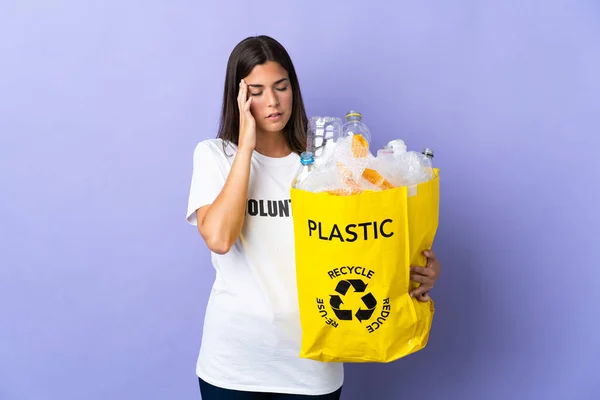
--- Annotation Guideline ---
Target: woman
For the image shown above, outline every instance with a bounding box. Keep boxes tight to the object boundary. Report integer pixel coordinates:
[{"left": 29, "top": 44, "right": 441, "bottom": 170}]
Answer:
[{"left": 186, "top": 35, "right": 441, "bottom": 400}]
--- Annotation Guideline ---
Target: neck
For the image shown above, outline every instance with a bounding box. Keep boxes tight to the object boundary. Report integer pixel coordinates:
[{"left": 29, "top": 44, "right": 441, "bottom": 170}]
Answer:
[{"left": 254, "top": 129, "right": 292, "bottom": 158}]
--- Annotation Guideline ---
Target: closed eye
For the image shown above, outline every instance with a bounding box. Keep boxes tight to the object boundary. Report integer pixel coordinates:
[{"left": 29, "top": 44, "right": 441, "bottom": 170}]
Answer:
[{"left": 250, "top": 86, "right": 287, "bottom": 96}]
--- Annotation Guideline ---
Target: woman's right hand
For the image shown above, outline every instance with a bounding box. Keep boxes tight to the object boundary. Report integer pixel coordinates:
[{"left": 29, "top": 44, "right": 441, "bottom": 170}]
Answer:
[{"left": 237, "top": 79, "right": 256, "bottom": 152}]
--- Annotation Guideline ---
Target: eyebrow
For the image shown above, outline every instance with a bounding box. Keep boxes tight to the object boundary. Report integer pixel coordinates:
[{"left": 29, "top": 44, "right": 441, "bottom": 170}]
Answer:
[{"left": 247, "top": 78, "right": 289, "bottom": 88}]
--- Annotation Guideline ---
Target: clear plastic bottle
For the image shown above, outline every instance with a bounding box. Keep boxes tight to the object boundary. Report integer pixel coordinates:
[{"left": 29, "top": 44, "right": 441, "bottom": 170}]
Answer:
[
  {"left": 375, "top": 146, "right": 403, "bottom": 187},
  {"left": 316, "top": 137, "right": 337, "bottom": 166},
  {"left": 342, "top": 110, "right": 371, "bottom": 143},
  {"left": 422, "top": 148, "right": 434, "bottom": 161},
  {"left": 376, "top": 146, "right": 394, "bottom": 158},
  {"left": 419, "top": 148, "right": 434, "bottom": 181},
  {"left": 386, "top": 139, "right": 407, "bottom": 156},
  {"left": 291, "top": 151, "right": 316, "bottom": 188},
  {"left": 307, "top": 116, "right": 342, "bottom": 163},
  {"left": 306, "top": 117, "right": 342, "bottom": 152}
]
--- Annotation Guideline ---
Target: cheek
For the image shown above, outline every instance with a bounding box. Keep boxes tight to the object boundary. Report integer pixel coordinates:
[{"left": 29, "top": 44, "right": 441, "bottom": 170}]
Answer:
[
  {"left": 282, "top": 90, "right": 293, "bottom": 108},
  {"left": 249, "top": 97, "right": 263, "bottom": 116}
]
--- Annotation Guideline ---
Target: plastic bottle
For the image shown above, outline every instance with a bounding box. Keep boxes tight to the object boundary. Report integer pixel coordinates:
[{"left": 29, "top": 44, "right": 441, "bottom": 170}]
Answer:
[
  {"left": 291, "top": 151, "right": 316, "bottom": 189},
  {"left": 316, "top": 137, "right": 336, "bottom": 166},
  {"left": 342, "top": 110, "right": 371, "bottom": 143},
  {"left": 386, "top": 139, "right": 407, "bottom": 156},
  {"left": 307, "top": 117, "right": 342, "bottom": 166},
  {"left": 420, "top": 148, "right": 434, "bottom": 180},
  {"left": 376, "top": 147, "right": 394, "bottom": 158},
  {"left": 306, "top": 117, "right": 341, "bottom": 155},
  {"left": 374, "top": 147, "right": 403, "bottom": 187}
]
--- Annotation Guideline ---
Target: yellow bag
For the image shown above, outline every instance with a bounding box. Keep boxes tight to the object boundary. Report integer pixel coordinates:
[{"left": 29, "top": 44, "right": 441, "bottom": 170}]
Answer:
[{"left": 290, "top": 169, "right": 439, "bottom": 363}]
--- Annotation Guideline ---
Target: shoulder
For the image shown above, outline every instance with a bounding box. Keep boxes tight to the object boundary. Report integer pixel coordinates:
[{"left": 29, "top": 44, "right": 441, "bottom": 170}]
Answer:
[{"left": 192, "top": 138, "right": 237, "bottom": 161}]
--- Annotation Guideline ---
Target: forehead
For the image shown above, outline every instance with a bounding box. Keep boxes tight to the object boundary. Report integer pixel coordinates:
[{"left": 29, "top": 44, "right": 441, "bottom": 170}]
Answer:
[{"left": 244, "top": 61, "right": 289, "bottom": 84}]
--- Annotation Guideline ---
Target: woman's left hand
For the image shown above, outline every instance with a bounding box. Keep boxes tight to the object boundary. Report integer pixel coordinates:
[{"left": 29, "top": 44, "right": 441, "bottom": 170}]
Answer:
[{"left": 410, "top": 249, "right": 441, "bottom": 302}]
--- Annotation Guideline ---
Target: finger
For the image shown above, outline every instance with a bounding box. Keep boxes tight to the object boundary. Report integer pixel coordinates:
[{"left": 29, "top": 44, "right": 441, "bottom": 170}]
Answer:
[
  {"left": 409, "top": 273, "right": 433, "bottom": 285},
  {"left": 410, "top": 265, "right": 435, "bottom": 277},
  {"left": 423, "top": 249, "right": 436, "bottom": 261},
  {"left": 410, "top": 285, "right": 432, "bottom": 299},
  {"left": 417, "top": 292, "right": 430, "bottom": 302},
  {"left": 238, "top": 79, "right": 246, "bottom": 108},
  {"left": 244, "top": 96, "right": 253, "bottom": 113},
  {"left": 426, "top": 256, "right": 441, "bottom": 280}
]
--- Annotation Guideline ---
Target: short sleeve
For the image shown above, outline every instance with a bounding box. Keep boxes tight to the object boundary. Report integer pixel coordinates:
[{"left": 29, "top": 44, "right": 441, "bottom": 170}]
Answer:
[{"left": 185, "top": 141, "right": 227, "bottom": 226}]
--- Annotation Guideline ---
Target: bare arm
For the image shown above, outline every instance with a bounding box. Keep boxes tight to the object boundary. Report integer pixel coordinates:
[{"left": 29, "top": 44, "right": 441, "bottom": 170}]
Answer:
[
  {"left": 195, "top": 79, "right": 256, "bottom": 255},
  {"left": 196, "top": 148, "right": 252, "bottom": 254}
]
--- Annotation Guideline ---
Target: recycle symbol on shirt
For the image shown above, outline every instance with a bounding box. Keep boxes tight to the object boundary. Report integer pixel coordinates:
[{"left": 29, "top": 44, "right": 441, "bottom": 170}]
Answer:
[{"left": 329, "top": 279, "right": 377, "bottom": 322}]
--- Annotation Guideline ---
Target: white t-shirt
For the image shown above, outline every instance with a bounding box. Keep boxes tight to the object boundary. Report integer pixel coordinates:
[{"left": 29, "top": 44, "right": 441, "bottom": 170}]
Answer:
[{"left": 185, "top": 139, "right": 344, "bottom": 395}]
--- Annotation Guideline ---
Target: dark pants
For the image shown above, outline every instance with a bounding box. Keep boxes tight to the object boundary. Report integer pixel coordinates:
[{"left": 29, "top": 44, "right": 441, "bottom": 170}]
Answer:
[{"left": 199, "top": 377, "right": 343, "bottom": 400}]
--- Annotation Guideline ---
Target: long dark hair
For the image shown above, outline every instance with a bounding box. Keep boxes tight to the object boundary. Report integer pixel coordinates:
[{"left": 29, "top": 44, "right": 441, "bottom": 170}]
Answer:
[{"left": 217, "top": 35, "right": 307, "bottom": 155}]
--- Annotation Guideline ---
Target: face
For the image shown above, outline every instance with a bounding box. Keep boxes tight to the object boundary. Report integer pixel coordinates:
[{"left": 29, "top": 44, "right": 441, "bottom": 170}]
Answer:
[{"left": 243, "top": 61, "right": 293, "bottom": 134}]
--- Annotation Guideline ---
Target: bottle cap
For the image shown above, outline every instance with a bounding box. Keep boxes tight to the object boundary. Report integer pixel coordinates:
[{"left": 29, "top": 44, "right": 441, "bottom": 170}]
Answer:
[
  {"left": 422, "top": 148, "right": 434, "bottom": 158},
  {"left": 345, "top": 110, "right": 362, "bottom": 121},
  {"left": 300, "top": 151, "right": 315, "bottom": 165}
]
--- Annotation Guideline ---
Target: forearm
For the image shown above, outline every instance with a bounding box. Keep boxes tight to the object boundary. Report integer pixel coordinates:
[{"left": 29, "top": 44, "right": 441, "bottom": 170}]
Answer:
[{"left": 198, "top": 148, "right": 253, "bottom": 253}]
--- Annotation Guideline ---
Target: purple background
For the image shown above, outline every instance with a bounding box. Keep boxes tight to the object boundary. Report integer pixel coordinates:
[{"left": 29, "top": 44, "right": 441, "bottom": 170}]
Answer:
[{"left": 1, "top": 1, "right": 599, "bottom": 399}]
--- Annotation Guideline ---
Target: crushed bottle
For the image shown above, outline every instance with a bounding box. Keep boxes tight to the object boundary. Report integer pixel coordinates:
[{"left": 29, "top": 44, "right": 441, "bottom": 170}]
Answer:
[{"left": 307, "top": 116, "right": 342, "bottom": 166}]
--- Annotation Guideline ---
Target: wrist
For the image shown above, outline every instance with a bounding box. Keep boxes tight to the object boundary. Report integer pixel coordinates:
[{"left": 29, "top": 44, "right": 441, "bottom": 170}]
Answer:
[{"left": 236, "top": 145, "right": 254, "bottom": 158}]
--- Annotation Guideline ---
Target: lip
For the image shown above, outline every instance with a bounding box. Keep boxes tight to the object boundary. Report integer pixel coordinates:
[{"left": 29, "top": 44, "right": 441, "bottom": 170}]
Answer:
[{"left": 266, "top": 112, "right": 283, "bottom": 120}]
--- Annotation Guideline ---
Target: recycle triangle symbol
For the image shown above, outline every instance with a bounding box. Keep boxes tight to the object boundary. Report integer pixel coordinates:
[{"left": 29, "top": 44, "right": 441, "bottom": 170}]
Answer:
[{"left": 329, "top": 278, "right": 377, "bottom": 322}]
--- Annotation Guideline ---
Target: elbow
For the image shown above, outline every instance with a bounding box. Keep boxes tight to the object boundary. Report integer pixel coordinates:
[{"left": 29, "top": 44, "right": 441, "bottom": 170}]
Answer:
[
  {"left": 208, "top": 239, "right": 231, "bottom": 255},
  {"left": 202, "top": 232, "right": 233, "bottom": 255},
  {"left": 197, "top": 217, "right": 237, "bottom": 255}
]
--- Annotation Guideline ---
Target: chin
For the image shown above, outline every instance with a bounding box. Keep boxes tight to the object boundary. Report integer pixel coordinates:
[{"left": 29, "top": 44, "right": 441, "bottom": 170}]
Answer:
[
  {"left": 262, "top": 126, "right": 286, "bottom": 134},
  {"left": 259, "top": 120, "right": 291, "bottom": 134}
]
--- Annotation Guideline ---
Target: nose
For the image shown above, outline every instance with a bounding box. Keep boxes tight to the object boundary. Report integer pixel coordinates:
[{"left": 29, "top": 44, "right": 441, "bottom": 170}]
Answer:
[{"left": 266, "top": 89, "right": 279, "bottom": 107}]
